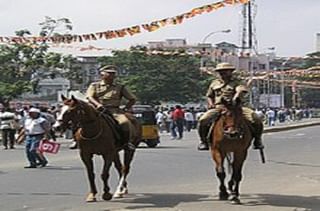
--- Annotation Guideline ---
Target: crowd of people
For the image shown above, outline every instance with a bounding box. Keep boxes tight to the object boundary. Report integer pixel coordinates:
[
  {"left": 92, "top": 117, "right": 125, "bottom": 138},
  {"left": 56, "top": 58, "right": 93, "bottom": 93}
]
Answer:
[
  {"left": 154, "top": 105, "right": 315, "bottom": 140},
  {"left": 255, "top": 107, "right": 314, "bottom": 127},
  {"left": 0, "top": 103, "right": 63, "bottom": 168},
  {"left": 155, "top": 105, "right": 206, "bottom": 140}
]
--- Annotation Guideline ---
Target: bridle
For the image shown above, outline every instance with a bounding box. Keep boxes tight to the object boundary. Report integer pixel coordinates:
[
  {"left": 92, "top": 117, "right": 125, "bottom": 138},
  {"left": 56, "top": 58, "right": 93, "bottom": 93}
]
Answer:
[
  {"left": 67, "top": 102, "right": 104, "bottom": 141},
  {"left": 79, "top": 121, "right": 103, "bottom": 141}
]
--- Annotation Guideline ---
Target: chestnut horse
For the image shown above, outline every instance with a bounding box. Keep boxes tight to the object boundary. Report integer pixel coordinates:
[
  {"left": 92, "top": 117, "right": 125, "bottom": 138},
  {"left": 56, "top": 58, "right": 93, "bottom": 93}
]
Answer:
[
  {"left": 210, "top": 103, "right": 252, "bottom": 204},
  {"left": 58, "top": 95, "right": 141, "bottom": 202}
]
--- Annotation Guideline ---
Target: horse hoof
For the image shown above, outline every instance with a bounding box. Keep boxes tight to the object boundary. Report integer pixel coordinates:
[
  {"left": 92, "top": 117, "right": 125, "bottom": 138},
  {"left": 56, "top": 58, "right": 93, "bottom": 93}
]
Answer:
[
  {"left": 102, "top": 192, "right": 113, "bottom": 201},
  {"left": 121, "top": 188, "right": 128, "bottom": 195},
  {"left": 86, "top": 193, "right": 97, "bottom": 202},
  {"left": 113, "top": 192, "right": 123, "bottom": 198},
  {"left": 219, "top": 192, "right": 229, "bottom": 200},
  {"left": 230, "top": 197, "right": 241, "bottom": 205}
]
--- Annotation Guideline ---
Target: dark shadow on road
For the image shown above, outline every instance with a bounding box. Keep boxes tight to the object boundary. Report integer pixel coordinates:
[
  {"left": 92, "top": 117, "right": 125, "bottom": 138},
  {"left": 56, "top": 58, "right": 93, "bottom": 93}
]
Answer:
[
  {"left": 110, "top": 193, "right": 211, "bottom": 210},
  {"left": 244, "top": 193, "right": 320, "bottom": 210},
  {"left": 0, "top": 170, "right": 7, "bottom": 174},
  {"left": 268, "top": 160, "right": 320, "bottom": 168},
  {"left": 137, "top": 146, "right": 188, "bottom": 149}
]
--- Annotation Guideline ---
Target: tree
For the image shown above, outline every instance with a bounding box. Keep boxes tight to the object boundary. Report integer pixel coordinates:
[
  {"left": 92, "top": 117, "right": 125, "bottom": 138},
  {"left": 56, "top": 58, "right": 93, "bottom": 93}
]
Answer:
[
  {"left": 0, "top": 17, "right": 78, "bottom": 105},
  {"left": 98, "top": 47, "right": 214, "bottom": 104}
]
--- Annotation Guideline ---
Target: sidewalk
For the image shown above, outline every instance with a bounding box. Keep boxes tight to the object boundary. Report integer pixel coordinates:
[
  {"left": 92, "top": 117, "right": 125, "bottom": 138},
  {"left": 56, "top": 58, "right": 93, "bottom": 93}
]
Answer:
[{"left": 264, "top": 118, "right": 320, "bottom": 133}]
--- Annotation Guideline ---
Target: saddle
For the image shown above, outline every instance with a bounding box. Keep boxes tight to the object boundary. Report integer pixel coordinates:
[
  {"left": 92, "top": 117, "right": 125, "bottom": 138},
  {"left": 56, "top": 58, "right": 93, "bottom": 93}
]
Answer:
[
  {"left": 206, "top": 106, "right": 246, "bottom": 141},
  {"left": 98, "top": 108, "right": 122, "bottom": 143}
]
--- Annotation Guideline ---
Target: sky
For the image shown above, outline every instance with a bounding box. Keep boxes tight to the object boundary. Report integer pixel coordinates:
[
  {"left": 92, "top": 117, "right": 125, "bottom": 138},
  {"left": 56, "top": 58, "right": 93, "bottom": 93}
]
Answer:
[{"left": 1, "top": 0, "right": 319, "bottom": 57}]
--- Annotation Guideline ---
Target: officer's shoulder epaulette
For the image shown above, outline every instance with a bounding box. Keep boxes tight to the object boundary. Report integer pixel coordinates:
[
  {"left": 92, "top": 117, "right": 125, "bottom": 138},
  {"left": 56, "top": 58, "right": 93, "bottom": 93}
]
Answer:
[
  {"left": 91, "top": 82, "right": 100, "bottom": 86},
  {"left": 210, "top": 79, "right": 223, "bottom": 88}
]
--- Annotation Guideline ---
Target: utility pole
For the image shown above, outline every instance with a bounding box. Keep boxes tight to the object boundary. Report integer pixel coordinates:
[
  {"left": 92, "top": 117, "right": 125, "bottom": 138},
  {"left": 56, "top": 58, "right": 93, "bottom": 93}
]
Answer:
[
  {"left": 199, "top": 29, "right": 231, "bottom": 75},
  {"left": 240, "top": 0, "right": 258, "bottom": 107}
]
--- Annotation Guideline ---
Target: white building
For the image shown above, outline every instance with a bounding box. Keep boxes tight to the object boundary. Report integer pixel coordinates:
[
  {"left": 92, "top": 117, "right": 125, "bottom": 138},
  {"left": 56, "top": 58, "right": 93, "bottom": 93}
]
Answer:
[{"left": 316, "top": 33, "right": 320, "bottom": 52}]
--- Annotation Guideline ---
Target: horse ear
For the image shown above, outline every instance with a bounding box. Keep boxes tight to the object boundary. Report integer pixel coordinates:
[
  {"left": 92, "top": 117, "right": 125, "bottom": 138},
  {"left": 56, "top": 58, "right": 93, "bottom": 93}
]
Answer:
[
  {"left": 61, "top": 94, "right": 67, "bottom": 101},
  {"left": 71, "top": 95, "right": 78, "bottom": 102}
]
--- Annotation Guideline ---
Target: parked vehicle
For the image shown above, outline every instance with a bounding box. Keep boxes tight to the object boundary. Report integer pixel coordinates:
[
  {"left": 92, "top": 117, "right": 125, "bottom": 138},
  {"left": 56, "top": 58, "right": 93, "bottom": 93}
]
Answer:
[{"left": 132, "top": 105, "right": 160, "bottom": 148}]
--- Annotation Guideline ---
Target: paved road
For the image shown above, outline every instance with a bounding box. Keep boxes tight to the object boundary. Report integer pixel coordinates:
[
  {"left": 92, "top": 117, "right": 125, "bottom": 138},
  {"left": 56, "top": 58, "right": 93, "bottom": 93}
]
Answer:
[{"left": 0, "top": 126, "right": 319, "bottom": 211}]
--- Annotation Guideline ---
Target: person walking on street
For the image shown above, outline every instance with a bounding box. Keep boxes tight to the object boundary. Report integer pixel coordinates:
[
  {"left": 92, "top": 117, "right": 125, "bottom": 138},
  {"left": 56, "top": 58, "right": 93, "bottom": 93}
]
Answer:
[
  {"left": 172, "top": 105, "right": 185, "bottom": 139},
  {"left": 184, "top": 109, "right": 194, "bottom": 132},
  {"left": 0, "top": 106, "right": 18, "bottom": 149},
  {"left": 20, "top": 108, "right": 50, "bottom": 168}
]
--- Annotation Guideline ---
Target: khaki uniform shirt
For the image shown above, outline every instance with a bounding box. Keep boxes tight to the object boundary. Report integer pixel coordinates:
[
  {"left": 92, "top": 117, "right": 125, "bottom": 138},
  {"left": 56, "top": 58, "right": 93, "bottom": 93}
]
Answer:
[
  {"left": 206, "top": 77, "right": 247, "bottom": 105},
  {"left": 86, "top": 80, "right": 137, "bottom": 109}
]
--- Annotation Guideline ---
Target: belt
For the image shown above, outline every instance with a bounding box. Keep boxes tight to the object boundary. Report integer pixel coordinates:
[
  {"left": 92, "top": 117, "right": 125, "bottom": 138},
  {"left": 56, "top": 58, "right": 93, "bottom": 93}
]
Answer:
[
  {"left": 103, "top": 105, "right": 119, "bottom": 108},
  {"left": 28, "top": 133, "right": 44, "bottom": 137}
]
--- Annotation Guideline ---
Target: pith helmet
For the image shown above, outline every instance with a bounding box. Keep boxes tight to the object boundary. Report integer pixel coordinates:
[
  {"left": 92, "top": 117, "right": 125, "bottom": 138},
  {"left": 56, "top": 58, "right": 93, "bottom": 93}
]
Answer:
[
  {"left": 99, "top": 65, "right": 118, "bottom": 74},
  {"left": 214, "top": 62, "right": 236, "bottom": 72}
]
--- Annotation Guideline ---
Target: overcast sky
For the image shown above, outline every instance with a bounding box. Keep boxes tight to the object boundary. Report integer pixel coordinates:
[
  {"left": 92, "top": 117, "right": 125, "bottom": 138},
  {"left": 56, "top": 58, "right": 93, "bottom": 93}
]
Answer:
[{"left": 1, "top": 0, "right": 319, "bottom": 56}]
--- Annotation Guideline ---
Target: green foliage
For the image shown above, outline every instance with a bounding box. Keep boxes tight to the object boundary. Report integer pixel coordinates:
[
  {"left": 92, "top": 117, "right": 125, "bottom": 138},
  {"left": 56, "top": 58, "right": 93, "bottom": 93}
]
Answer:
[
  {"left": 98, "top": 47, "right": 214, "bottom": 104},
  {"left": 0, "top": 17, "right": 77, "bottom": 104},
  {"left": 303, "top": 51, "right": 320, "bottom": 69}
]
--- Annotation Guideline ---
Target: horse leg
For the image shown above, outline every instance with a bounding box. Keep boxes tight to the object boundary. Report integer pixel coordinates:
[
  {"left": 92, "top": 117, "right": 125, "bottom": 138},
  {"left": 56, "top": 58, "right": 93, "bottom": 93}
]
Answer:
[
  {"left": 211, "top": 148, "right": 229, "bottom": 200},
  {"left": 80, "top": 152, "right": 97, "bottom": 202},
  {"left": 230, "top": 151, "right": 247, "bottom": 204},
  {"left": 101, "top": 154, "right": 113, "bottom": 201},
  {"left": 114, "top": 149, "right": 135, "bottom": 198},
  {"left": 113, "top": 151, "right": 123, "bottom": 179},
  {"left": 113, "top": 151, "right": 125, "bottom": 198}
]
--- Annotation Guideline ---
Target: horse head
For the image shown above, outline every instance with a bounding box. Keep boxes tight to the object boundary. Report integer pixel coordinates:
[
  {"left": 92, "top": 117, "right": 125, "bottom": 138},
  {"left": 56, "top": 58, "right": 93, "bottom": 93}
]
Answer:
[{"left": 56, "top": 94, "right": 97, "bottom": 132}]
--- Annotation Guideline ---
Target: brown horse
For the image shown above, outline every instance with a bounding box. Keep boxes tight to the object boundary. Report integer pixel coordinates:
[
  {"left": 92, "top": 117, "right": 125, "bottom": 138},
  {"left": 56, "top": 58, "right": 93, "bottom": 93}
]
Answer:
[
  {"left": 210, "top": 102, "right": 252, "bottom": 204},
  {"left": 58, "top": 95, "right": 141, "bottom": 202}
]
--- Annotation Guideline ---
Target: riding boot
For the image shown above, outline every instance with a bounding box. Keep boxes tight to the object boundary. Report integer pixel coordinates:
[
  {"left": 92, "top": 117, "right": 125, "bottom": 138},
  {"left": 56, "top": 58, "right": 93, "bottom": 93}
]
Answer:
[
  {"left": 252, "top": 121, "right": 264, "bottom": 150},
  {"left": 116, "top": 130, "right": 135, "bottom": 150},
  {"left": 197, "top": 124, "right": 209, "bottom": 151}
]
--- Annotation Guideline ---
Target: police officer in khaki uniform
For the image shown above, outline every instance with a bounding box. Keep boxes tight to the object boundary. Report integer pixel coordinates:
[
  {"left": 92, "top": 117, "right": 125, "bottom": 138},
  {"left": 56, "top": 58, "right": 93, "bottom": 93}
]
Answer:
[
  {"left": 197, "top": 62, "right": 264, "bottom": 151},
  {"left": 86, "top": 65, "right": 137, "bottom": 147}
]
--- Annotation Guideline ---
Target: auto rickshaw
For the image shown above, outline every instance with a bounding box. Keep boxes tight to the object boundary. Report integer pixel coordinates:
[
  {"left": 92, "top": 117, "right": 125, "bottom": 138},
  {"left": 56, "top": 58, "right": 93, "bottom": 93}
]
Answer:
[{"left": 132, "top": 105, "right": 160, "bottom": 148}]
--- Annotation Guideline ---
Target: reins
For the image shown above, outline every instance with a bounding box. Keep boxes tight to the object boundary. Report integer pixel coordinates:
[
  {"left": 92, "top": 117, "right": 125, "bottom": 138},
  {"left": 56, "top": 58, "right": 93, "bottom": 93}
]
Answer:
[
  {"left": 76, "top": 104, "right": 104, "bottom": 141},
  {"left": 79, "top": 119, "right": 103, "bottom": 141}
]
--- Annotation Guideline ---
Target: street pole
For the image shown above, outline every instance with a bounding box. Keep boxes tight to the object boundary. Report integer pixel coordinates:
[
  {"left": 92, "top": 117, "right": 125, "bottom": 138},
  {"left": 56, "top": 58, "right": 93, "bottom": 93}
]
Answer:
[
  {"left": 280, "top": 59, "right": 290, "bottom": 108},
  {"left": 200, "top": 29, "right": 231, "bottom": 74}
]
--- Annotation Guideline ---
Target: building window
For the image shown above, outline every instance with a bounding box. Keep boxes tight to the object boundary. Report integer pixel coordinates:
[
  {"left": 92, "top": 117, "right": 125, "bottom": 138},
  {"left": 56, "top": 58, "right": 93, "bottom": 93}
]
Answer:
[{"left": 259, "top": 64, "right": 266, "bottom": 70}]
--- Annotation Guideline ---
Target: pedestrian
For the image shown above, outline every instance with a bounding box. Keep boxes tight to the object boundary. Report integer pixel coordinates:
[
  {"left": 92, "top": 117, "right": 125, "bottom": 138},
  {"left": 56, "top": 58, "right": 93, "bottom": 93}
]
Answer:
[
  {"left": 266, "top": 108, "right": 275, "bottom": 126},
  {"left": 168, "top": 107, "right": 177, "bottom": 139},
  {"left": 184, "top": 109, "right": 194, "bottom": 132},
  {"left": 172, "top": 105, "right": 185, "bottom": 139},
  {"left": 19, "top": 108, "right": 50, "bottom": 168},
  {"left": 0, "top": 106, "right": 19, "bottom": 149},
  {"left": 40, "top": 107, "right": 57, "bottom": 141},
  {"left": 155, "top": 109, "right": 165, "bottom": 133}
]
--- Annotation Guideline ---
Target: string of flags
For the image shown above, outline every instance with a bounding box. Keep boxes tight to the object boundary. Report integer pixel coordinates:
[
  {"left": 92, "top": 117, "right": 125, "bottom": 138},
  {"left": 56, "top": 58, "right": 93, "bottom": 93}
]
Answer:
[
  {"left": 0, "top": 0, "right": 249, "bottom": 44},
  {"left": 202, "top": 66, "right": 320, "bottom": 89}
]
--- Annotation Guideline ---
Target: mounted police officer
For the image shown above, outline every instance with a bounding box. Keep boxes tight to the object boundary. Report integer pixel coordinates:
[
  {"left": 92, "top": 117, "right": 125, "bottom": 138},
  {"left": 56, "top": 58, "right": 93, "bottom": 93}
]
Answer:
[
  {"left": 197, "top": 62, "right": 264, "bottom": 151},
  {"left": 86, "top": 65, "right": 137, "bottom": 149}
]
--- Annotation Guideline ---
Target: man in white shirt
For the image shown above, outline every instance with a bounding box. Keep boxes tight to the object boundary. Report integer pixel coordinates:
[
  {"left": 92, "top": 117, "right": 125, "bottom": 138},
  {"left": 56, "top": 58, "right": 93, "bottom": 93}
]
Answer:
[
  {"left": 266, "top": 108, "right": 275, "bottom": 126},
  {"left": 22, "top": 108, "right": 50, "bottom": 168},
  {"left": 0, "top": 107, "right": 18, "bottom": 149},
  {"left": 184, "top": 110, "right": 194, "bottom": 132}
]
